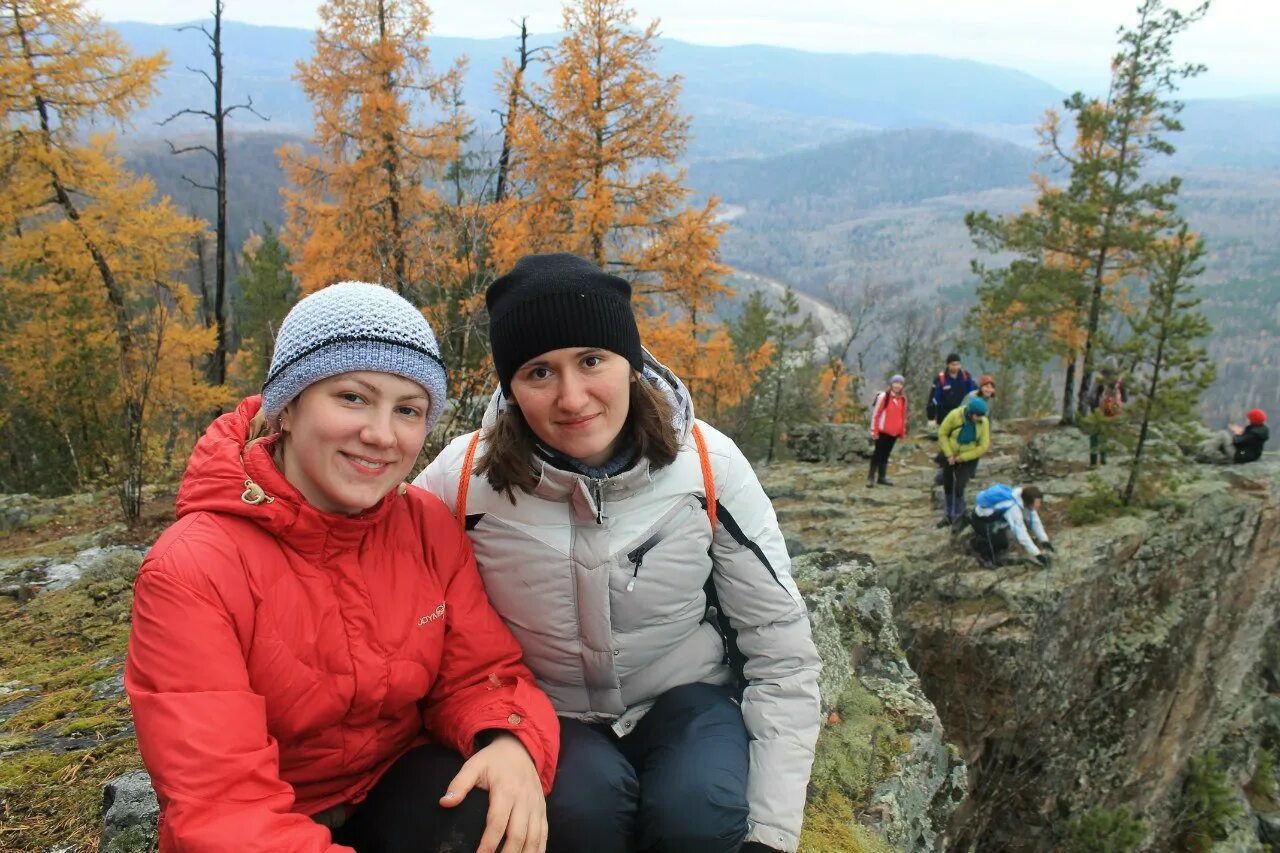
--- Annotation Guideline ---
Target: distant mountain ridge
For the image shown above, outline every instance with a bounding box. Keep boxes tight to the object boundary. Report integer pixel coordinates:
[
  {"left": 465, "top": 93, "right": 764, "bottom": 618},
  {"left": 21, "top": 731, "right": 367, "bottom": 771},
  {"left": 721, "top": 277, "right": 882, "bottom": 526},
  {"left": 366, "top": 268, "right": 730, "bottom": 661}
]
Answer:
[{"left": 110, "top": 19, "right": 1066, "bottom": 156}]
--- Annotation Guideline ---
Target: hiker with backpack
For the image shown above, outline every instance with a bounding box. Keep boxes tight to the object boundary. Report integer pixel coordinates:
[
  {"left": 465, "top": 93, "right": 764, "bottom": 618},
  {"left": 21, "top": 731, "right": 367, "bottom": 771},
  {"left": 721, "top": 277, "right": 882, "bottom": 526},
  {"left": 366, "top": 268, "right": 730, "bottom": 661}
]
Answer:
[
  {"left": 937, "top": 397, "right": 990, "bottom": 527},
  {"left": 867, "top": 374, "right": 908, "bottom": 487},
  {"left": 926, "top": 353, "right": 977, "bottom": 428},
  {"left": 965, "top": 483, "right": 1055, "bottom": 568},
  {"left": 1087, "top": 363, "right": 1127, "bottom": 466},
  {"left": 416, "top": 253, "right": 821, "bottom": 853}
]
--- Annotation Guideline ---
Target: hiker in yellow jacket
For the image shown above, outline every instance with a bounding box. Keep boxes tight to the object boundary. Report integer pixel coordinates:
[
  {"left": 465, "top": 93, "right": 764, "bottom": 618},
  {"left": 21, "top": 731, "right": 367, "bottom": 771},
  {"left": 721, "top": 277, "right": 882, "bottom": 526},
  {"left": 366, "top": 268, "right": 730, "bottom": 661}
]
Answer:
[{"left": 937, "top": 397, "right": 990, "bottom": 527}]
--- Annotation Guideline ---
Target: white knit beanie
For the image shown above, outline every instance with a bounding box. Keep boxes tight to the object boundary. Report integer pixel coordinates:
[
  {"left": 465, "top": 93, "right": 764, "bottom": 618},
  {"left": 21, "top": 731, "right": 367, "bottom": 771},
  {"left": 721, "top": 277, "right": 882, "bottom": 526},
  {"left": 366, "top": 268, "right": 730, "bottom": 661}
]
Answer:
[{"left": 261, "top": 282, "right": 447, "bottom": 429}]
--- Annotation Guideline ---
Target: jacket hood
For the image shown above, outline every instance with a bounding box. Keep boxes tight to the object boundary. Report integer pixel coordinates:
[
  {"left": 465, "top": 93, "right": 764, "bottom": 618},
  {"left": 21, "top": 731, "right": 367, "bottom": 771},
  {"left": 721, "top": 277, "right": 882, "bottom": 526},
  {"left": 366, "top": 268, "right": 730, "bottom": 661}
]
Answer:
[
  {"left": 176, "top": 396, "right": 398, "bottom": 549},
  {"left": 479, "top": 348, "right": 695, "bottom": 442}
]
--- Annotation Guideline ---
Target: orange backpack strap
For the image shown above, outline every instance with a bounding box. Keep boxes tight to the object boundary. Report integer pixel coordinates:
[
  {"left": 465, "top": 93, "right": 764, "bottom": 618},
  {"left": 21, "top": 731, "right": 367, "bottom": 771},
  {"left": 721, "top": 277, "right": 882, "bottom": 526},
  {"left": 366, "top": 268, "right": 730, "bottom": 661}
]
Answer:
[
  {"left": 456, "top": 430, "right": 482, "bottom": 528},
  {"left": 691, "top": 422, "right": 717, "bottom": 531}
]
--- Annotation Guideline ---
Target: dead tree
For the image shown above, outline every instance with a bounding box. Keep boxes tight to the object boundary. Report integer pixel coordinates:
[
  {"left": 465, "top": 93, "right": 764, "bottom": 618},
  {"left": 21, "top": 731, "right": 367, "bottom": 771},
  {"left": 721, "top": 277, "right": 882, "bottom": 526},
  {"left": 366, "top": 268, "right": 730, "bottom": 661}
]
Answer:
[{"left": 160, "top": 0, "right": 267, "bottom": 386}]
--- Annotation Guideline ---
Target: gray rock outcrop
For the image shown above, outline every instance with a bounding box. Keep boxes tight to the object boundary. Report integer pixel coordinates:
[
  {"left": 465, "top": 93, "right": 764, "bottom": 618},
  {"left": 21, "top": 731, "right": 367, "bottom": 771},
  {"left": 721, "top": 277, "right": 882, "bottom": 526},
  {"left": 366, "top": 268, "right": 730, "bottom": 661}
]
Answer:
[
  {"left": 794, "top": 552, "right": 966, "bottom": 851},
  {"left": 761, "top": 423, "right": 1280, "bottom": 851},
  {"left": 101, "top": 770, "right": 159, "bottom": 853}
]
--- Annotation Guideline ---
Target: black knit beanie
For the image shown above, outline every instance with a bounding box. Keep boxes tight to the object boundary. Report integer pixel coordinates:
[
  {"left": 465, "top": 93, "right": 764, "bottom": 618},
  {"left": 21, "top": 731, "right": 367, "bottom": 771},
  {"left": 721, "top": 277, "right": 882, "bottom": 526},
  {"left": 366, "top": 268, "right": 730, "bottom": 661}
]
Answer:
[{"left": 487, "top": 253, "right": 644, "bottom": 395}]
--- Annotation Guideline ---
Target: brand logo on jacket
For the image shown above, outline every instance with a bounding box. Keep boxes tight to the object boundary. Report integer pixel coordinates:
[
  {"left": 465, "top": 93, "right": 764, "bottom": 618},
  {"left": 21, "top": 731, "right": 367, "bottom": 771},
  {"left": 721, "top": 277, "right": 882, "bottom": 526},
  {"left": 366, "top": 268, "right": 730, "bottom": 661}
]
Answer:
[{"left": 417, "top": 603, "right": 446, "bottom": 626}]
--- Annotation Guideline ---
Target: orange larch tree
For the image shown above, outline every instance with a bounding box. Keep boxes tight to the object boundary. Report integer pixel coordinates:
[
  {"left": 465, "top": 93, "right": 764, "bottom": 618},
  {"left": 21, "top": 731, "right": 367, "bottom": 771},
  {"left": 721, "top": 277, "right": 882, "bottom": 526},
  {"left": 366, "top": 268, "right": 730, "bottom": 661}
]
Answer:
[
  {"left": 281, "top": 0, "right": 461, "bottom": 296},
  {"left": 0, "top": 0, "right": 217, "bottom": 518},
  {"left": 493, "top": 0, "right": 735, "bottom": 386}
]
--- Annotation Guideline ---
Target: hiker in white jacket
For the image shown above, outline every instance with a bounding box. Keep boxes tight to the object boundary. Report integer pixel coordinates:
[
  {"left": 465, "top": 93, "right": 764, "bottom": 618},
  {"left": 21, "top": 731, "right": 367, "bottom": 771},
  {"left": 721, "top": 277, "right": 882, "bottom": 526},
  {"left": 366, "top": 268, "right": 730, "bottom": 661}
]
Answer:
[
  {"left": 416, "top": 253, "right": 821, "bottom": 853},
  {"left": 967, "top": 483, "right": 1055, "bottom": 568}
]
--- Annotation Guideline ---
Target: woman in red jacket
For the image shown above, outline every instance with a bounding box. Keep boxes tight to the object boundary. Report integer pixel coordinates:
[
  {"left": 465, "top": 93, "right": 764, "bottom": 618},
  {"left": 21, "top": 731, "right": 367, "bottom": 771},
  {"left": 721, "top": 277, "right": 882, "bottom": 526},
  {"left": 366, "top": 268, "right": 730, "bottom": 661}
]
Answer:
[
  {"left": 867, "top": 374, "right": 908, "bottom": 487},
  {"left": 126, "top": 282, "right": 559, "bottom": 853}
]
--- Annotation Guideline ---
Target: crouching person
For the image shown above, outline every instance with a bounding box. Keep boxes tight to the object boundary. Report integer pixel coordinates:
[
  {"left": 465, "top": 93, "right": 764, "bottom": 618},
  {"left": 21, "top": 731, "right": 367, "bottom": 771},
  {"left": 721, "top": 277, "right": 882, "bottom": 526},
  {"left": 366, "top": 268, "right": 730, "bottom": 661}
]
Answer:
[
  {"left": 1198, "top": 408, "right": 1269, "bottom": 465},
  {"left": 418, "top": 253, "right": 822, "bottom": 853},
  {"left": 966, "top": 483, "right": 1055, "bottom": 569}
]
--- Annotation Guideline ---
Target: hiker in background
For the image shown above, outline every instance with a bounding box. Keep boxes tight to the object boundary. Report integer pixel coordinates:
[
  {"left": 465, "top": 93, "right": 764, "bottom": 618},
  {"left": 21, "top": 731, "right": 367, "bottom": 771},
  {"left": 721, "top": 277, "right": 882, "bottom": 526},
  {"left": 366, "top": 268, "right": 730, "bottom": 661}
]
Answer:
[
  {"left": 937, "top": 397, "right": 990, "bottom": 527},
  {"left": 926, "top": 353, "right": 977, "bottom": 428},
  {"left": 964, "top": 374, "right": 996, "bottom": 410},
  {"left": 965, "top": 484, "right": 1055, "bottom": 568},
  {"left": 867, "top": 374, "right": 908, "bottom": 488},
  {"left": 126, "top": 283, "right": 559, "bottom": 852},
  {"left": 1198, "top": 408, "right": 1270, "bottom": 464},
  {"left": 417, "top": 253, "right": 821, "bottom": 853},
  {"left": 1087, "top": 362, "right": 1127, "bottom": 466}
]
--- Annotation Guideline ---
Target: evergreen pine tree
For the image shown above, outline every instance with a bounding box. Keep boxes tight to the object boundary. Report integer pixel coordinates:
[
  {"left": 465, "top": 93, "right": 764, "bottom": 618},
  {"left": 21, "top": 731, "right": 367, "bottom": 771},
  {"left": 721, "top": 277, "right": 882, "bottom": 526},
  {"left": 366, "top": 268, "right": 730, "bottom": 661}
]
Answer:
[
  {"left": 230, "top": 225, "right": 296, "bottom": 394},
  {"left": 1117, "top": 224, "right": 1214, "bottom": 505},
  {"left": 966, "top": 0, "right": 1208, "bottom": 423}
]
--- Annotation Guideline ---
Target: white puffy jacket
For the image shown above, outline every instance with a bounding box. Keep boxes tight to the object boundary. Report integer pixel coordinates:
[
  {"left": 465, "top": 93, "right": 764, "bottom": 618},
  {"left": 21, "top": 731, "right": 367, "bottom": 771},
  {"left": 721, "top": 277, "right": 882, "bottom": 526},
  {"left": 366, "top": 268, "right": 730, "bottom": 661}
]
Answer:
[{"left": 416, "top": 355, "right": 822, "bottom": 852}]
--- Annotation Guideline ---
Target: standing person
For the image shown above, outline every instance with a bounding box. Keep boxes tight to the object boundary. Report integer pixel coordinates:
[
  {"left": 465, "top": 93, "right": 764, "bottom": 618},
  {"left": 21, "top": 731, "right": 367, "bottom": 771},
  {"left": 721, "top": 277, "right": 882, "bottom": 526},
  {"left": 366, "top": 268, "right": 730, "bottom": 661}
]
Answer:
[
  {"left": 965, "top": 484, "right": 1055, "bottom": 568},
  {"left": 926, "top": 353, "right": 977, "bottom": 427},
  {"left": 937, "top": 397, "right": 990, "bottom": 527},
  {"left": 1198, "top": 408, "right": 1270, "bottom": 464},
  {"left": 964, "top": 374, "right": 996, "bottom": 409},
  {"left": 126, "top": 282, "right": 559, "bottom": 853},
  {"left": 418, "top": 253, "right": 822, "bottom": 853},
  {"left": 867, "top": 374, "right": 908, "bottom": 488},
  {"left": 1087, "top": 363, "right": 1127, "bottom": 466}
]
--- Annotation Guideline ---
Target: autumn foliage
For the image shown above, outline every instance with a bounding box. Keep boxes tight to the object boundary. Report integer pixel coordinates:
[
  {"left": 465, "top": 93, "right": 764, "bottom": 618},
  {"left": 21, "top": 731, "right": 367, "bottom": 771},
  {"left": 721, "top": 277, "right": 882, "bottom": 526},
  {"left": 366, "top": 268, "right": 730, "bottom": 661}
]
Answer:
[
  {"left": 0, "top": 0, "right": 832, "bottom": 514},
  {"left": 281, "top": 0, "right": 462, "bottom": 296},
  {"left": 0, "top": 0, "right": 221, "bottom": 517}
]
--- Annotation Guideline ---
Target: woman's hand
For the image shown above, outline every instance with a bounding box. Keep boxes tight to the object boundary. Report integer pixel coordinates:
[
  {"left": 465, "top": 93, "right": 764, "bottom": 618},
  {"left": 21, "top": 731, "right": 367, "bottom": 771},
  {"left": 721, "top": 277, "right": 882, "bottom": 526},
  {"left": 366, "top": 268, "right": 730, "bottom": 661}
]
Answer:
[{"left": 440, "top": 731, "right": 546, "bottom": 853}]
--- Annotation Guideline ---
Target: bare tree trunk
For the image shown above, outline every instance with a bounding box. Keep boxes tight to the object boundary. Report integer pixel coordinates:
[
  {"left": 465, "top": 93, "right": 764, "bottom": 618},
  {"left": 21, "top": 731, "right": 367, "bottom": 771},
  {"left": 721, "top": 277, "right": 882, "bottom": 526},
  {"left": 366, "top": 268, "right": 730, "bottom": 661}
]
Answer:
[
  {"left": 495, "top": 19, "right": 537, "bottom": 204},
  {"left": 211, "top": 3, "right": 228, "bottom": 385},
  {"left": 1060, "top": 355, "right": 1077, "bottom": 425},
  {"left": 163, "top": 0, "right": 266, "bottom": 379}
]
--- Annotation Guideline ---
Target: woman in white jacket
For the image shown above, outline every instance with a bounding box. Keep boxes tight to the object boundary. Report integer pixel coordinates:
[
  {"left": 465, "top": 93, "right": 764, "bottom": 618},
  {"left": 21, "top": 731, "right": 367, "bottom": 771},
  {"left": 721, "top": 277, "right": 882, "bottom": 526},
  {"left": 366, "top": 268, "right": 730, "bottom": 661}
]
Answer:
[{"left": 417, "top": 253, "right": 821, "bottom": 853}]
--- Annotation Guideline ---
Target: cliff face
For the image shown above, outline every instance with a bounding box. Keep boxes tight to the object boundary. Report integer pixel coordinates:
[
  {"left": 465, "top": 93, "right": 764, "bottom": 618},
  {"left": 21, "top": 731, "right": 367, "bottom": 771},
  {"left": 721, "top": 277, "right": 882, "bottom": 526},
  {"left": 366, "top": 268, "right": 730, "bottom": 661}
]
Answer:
[
  {"left": 769, "top": 423, "right": 1280, "bottom": 852},
  {"left": 794, "top": 552, "right": 967, "bottom": 851}
]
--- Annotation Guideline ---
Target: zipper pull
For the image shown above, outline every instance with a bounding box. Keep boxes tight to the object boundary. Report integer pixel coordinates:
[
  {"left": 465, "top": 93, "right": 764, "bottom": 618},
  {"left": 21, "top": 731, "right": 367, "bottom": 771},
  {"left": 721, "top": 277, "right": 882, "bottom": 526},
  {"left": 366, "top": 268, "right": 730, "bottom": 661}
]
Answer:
[
  {"left": 593, "top": 480, "right": 605, "bottom": 524},
  {"left": 627, "top": 553, "right": 641, "bottom": 592}
]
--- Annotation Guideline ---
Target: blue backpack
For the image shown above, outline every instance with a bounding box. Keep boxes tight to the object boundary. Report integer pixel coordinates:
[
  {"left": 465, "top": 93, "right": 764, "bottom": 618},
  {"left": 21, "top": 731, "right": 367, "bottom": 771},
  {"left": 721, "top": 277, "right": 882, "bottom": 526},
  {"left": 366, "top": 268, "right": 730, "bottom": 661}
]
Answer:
[{"left": 976, "top": 484, "right": 1016, "bottom": 511}]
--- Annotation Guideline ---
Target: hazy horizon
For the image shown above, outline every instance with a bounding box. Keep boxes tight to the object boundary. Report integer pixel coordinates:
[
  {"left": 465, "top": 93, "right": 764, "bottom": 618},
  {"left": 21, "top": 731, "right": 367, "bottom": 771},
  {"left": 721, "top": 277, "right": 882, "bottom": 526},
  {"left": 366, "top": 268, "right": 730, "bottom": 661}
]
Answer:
[{"left": 83, "top": 0, "right": 1280, "bottom": 100}]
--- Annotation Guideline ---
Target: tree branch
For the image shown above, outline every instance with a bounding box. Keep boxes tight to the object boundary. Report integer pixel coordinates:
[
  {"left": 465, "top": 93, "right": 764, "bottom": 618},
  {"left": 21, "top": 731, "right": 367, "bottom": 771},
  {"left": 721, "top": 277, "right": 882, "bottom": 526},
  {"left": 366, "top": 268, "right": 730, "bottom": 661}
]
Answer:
[
  {"left": 158, "top": 107, "right": 216, "bottom": 126},
  {"left": 166, "top": 140, "right": 217, "bottom": 160},
  {"left": 180, "top": 175, "right": 217, "bottom": 192}
]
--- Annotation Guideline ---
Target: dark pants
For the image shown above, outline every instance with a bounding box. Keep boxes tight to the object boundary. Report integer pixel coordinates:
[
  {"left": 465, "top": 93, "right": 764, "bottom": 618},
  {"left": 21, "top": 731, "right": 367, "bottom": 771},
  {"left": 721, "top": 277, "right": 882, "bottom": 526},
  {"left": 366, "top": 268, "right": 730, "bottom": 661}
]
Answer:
[
  {"left": 331, "top": 743, "right": 489, "bottom": 853},
  {"left": 1089, "top": 431, "right": 1108, "bottom": 465},
  {"left": 868, "top": 434, "right": 898, "bottom": 481},
  {"left": 942, "top": 459, "right": 979, "bottom": 520},
  {"left": 546, "top": 682, "right": 750, "bottom": 853},
  {"left": 968, "top": 513, "right": 1011, "bottom": 563}
]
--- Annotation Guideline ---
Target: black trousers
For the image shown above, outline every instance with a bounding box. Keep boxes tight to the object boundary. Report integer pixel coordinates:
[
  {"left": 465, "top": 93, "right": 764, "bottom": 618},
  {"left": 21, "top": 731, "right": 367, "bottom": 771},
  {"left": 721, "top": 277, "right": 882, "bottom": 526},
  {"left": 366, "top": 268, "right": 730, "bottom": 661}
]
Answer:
[
  {"left": 545, "top": 682, "right": 750, "bottom": 853},
  {"left": 331, "top": 743, "right": 489, "bottom": 853},
  {"left": 942, "top": 459, "right": 979, "bottom": 519},
  {"left": 968, "top": 513, "right": 1011, "bottom": 562},
  {"left": 868, "top": 434, "right": 898, "bottom": 481}
]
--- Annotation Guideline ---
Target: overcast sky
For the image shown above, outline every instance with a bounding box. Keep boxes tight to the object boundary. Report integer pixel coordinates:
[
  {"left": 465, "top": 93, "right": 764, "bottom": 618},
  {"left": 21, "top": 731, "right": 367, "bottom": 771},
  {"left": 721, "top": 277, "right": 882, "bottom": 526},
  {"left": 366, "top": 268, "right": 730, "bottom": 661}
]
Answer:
[{"left": 82, "top": 0, "right": 1278, "bottom": 98}]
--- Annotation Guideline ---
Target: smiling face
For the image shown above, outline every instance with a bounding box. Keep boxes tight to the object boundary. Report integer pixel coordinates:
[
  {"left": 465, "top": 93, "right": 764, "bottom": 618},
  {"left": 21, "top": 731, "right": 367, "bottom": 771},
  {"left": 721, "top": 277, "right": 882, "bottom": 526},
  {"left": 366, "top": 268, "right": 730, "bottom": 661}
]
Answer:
[
  {"left": 890, "top": 380, "right": 905, "bottom": 394},
  {"left": 509, "top": 347, "right": 633, "bottom": 467},
  {"left": 981, "top": 381, "right": 996, "bottom": 398},
  {"left": 277, "top": 371, "right": 430, "bottom": 515}
]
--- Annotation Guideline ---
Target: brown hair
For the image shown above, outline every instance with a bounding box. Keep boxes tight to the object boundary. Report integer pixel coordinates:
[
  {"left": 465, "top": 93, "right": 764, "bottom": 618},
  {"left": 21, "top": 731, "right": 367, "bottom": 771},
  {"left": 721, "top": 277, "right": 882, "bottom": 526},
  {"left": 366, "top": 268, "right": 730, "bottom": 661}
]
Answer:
[
  {"left": 1021, "top": 485, "right": 1044, "bottom": 506},
  {"left": 475, "top": 375, "right": 680, "bottom": 500}
]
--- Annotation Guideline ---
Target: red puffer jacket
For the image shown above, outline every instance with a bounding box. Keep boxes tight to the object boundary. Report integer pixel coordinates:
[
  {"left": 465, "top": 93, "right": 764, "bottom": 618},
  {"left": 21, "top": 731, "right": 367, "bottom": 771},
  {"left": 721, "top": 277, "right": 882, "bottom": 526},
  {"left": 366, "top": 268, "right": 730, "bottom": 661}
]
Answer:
[{"left": 126, "top": 397, "right": 559, "bottom": 852}]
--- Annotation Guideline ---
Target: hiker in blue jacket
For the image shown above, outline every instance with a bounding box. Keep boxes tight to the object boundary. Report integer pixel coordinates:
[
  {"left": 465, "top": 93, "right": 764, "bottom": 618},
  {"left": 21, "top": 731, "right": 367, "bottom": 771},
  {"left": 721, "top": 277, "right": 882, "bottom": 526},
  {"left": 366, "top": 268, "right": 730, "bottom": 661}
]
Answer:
[
  {"left": 926, "top": 353, "right": 977, "bottom": 426},
  {"left": 965, "top": 484, "right": 1054, "bottom": 568}
]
